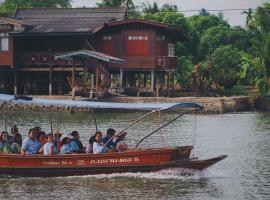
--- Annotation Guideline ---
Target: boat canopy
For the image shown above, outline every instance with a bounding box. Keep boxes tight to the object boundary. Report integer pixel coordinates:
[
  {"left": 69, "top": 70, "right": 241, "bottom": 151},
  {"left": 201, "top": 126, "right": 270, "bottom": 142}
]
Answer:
[
  {"left": 54, "top": 50, "right": 125, "bottom": 64},
  {"left": 0, "top": 94, "right": 203, "bottom": 111}
]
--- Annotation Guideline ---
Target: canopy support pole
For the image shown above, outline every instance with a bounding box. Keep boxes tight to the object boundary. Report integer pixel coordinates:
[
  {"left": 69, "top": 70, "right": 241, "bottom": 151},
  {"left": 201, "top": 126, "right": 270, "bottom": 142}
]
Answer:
[
  {"left": 135, "top": 109, "right": 193, "bottom": 148},
  {"left": 104, "top": 109, "right": 159, "bottom": 146}
]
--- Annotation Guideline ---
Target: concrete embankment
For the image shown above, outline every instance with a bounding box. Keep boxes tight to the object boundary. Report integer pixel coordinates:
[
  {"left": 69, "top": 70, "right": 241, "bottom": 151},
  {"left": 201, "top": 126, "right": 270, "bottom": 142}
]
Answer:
[{"left": 0, "top": 95, "right": 253, "bottom": 114}]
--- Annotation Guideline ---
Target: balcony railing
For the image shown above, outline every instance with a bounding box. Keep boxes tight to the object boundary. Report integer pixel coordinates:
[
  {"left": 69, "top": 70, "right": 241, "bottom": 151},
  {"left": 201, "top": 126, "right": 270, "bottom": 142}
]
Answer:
[
  {"left": 16, "top": 52, "right": 178, "bottom": 71},
  {"left": 16, "top": 52, "right": 83, "bottom": 67}
]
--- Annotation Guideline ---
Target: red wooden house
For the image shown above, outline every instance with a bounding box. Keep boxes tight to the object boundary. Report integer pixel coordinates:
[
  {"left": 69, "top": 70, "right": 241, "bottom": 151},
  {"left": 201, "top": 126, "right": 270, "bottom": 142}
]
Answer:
[{"left": 0, "top": 7, "right": 187, "bottom": 96}]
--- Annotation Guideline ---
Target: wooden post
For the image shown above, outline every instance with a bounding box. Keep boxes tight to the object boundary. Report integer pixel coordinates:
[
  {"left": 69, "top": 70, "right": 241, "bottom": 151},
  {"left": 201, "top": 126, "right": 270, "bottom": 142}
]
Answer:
[
  {"left": 96, "top": 65, "right": 99, "bottom": 93},
  {"left": 151, "top": 69, "right": 155, "bottom": 92},
  {"left": 83, "top": 60, "right": 87, "bottom": 90},
  {"left": 119, "top": 68, "right": 123, "bottom": 88},
  {"left": 49, "top": 48, "right": 52, "bottom": 96},
  {"left": 49, "top": 67, "right": 52, "bottom": 96},
  {"left": 14, "top": 69, "right": 17, "bottom": 96},
  {"left": 72, "top": 60, "right": 75, "bottom": 100},
  {"left": 90, "top": 73, "right": 94, "bottom": 99}
]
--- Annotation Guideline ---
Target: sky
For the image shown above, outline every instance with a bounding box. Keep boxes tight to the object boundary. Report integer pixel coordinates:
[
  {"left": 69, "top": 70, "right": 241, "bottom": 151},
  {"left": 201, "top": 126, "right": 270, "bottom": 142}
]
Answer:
[{"left": 71, "top": 0, "right": 270, "bottom": 26}]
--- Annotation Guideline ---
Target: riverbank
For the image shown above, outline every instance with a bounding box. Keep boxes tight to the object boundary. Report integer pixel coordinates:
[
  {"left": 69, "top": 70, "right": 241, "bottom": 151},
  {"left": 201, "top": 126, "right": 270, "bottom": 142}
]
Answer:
[{"left": 0, "top": 94, "right": 253, "bottom": 114}]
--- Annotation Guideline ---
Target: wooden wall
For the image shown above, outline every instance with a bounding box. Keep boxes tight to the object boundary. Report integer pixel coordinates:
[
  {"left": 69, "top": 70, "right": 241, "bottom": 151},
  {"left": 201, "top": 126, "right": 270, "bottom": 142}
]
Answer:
[{"left": 0, "top": 34, "right": 13, "bottom": 67}]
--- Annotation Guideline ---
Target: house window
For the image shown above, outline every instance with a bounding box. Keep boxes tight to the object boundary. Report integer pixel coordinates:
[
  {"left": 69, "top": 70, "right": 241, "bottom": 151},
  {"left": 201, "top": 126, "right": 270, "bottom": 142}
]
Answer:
[
  {"left": 102, "top": 35, "right": 112, "bottom": 40},
  {"left": 168, "top": 43, "right": 175, "bottom": 57},
  {"left": 127, "top": 35, "right": 149, "bottom": 56},
  {"left": 0, "top": 33, "right": 9, "bottom": 51},
  {"left": 0, "top": 24, "right": 11, "bottom": 30}
]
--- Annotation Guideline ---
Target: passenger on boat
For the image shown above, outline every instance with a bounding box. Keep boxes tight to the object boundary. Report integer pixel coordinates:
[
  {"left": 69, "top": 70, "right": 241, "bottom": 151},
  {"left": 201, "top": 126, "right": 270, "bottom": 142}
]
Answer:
[
  {"left": 9, "top": 125, "right": 22, "bottom": 145},
  {"left": 60, "top": 136, "right": 73, "bottom": 154},
  {"left": 42, "top": 133, "right": 57, "bottom": 155},
  {"left": 38, "top": 131, "right": 47, "bottom": 147},
  {"left": 33, "top": 126, "right": 41, "bottom": 135},
  {"left": 0, "top": 131, "right": 13, "bottom": 153},
  {"left": 70, "top": 131, "right": 84, "bottom": 153},
  {"left": 21, "top": 129, "right": 41, "bottom": 155},
  {"left": 11, "top": 133, "right": 22, "bottom": 154},
  {"left": 86, "top": 135, "right": 96, "bottom": 153},
  {"left": 93, "top": 131, "right": 106, "bottom": 154}
]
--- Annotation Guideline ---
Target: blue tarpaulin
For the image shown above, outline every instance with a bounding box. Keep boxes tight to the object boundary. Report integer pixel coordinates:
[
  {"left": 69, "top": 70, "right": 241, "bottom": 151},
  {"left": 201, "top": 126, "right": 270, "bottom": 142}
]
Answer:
[{"left": 0, "top": 94, "right": 203, "bottom": 111}]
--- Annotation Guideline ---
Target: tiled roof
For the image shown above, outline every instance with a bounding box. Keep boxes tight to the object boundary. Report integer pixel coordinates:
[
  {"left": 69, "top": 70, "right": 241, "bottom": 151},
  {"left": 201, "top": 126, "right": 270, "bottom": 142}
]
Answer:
[
  {"left": 15, "top": 7, "right": 127, "bottom": 34},
  {"left": 0, "top": 17, "right": 29, "bottom": 27}
]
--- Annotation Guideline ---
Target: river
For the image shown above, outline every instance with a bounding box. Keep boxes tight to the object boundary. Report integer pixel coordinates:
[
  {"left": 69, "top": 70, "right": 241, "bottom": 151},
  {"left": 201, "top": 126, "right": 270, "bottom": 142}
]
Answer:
[{"left": 0, "top": 111, "right": 269, "bottom": 200}]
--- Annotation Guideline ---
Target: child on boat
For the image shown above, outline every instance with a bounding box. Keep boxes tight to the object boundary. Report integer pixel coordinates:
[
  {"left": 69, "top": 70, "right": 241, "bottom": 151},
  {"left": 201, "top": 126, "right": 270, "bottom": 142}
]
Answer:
[
  {"left": 41, "top": 133, "right": 58, "bottom": 155},
  {"left": 0, "top": 131, "right": 13, "bottom": 153},
  {"left": 93, "top": 131, "right": 106, "bottom": 154}
]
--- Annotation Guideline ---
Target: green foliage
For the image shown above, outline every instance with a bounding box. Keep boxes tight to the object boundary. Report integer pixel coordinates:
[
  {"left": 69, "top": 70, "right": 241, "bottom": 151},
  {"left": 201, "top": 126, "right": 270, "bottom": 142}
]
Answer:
[
  {"left": 199, "top": 25, "right": 252, "bottom": 60},
  {"left": 216, "top": 85, "right": 249, "bottom": 96},
  {"left": 97, "top": 0, "right": 134, "bottom": 9},
  {"left": 175, "top": 56, "right": 193, "bottom": 89},
  {"left": 246, "top": 3, "right": 270, "bottom": 94},
  {"left": 188, "top": 14, "right": 228, "bottom": 35},
  {"left": 0, "top": 0, "right": 71, "bottom": 16},
  {"left": 211, "top": 45, "right": 243, "bottom": 89}
]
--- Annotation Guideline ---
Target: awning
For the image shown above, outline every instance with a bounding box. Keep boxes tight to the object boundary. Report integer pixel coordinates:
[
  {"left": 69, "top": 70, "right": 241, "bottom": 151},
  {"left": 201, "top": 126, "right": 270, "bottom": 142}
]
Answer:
[
  {"left": 54, "top": 50, "right": 125, "bottom": 64},
  {"left": 0, "top": 94, "right": 203, "bottom": 111}
]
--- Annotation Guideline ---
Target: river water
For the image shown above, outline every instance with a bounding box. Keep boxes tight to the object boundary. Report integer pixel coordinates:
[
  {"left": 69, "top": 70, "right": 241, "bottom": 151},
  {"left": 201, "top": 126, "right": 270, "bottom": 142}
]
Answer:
[{"left": 0, "top": 111, "right": 270, "bottom": 200}]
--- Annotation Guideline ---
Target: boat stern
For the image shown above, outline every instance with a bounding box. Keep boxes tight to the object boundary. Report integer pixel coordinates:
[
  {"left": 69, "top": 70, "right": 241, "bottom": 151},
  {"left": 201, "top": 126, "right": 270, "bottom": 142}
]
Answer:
[{"left": 171, "top": 146, "right": 193, "bottom": 160}]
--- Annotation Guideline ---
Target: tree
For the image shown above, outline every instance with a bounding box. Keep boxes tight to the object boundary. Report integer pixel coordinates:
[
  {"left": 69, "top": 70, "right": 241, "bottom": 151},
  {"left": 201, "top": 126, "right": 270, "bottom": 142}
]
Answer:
[
  {"left": 0, "top": 0, "right": 71, "bottom": 16},
  {"left": 246, "top": 3, "right": 270, "bottom": 93},
  {"left": 97, "top": 0, "right": 134, "bottom": 9},
  {"left": 199, "top": 8, "right": 210, "bottom": 16},
  {"left": 199, "top": 25, "right": 252, "bottom": 60},
  {"left": 211, "top": 45, "right": 243, "bottom": 89},
  {"left": 188, "top": 14, "right": 228, "bottom": 35},
  {"left": 142, "top": 2, "right": 159, "bottom": 14}
]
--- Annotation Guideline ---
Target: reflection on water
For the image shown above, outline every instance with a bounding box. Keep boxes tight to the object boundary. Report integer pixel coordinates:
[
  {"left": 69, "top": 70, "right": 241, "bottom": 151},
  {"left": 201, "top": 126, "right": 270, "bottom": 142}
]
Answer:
[{"left": 0, "top": 111, "right": 270, "bottom": 200}]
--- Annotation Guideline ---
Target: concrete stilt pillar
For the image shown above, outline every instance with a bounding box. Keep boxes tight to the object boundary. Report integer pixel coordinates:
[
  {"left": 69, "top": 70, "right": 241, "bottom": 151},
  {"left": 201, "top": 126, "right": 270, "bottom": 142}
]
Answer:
[
  {"left": 49, "top": 67, "right": 52, "bottom": 96},
  {"left": 119, "top": 68, "right": 123, "bottom": 88},
  {"left": 72, "top": 61, "right": 75, "bottom": 100},
  {"left": 90, "top": 73, "right": 94, "bottom": 99},
  {"left": 14, "top": 70, "right": 17, "bottom": 96},
  {"left": 151, "top": 69, "right": 155, "bottom": 92}
]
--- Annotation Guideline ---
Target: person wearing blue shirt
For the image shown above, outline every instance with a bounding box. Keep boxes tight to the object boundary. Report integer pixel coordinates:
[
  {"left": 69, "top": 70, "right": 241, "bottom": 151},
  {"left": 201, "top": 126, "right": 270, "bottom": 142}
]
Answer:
[
  {"left": 103, "top": 128, "right": 118, "bottom": 149},
  {"left": 21, "top": 129, "right": 41, "bottom": 155},
  {"left": 70, "top": 131, "right": 84, "bottom": 153},
  {"left": 60, "top": 136, "right": 73, "bottom": 154},
  {"left": 103, "top": 128, "right": 126, "bottom": 150}
]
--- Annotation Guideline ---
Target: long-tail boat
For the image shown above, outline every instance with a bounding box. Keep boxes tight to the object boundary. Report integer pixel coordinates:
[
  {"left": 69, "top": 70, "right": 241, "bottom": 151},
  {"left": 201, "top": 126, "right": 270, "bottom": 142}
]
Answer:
[{"left": 0, "top": 94, "right": 227, "bottom": 177}]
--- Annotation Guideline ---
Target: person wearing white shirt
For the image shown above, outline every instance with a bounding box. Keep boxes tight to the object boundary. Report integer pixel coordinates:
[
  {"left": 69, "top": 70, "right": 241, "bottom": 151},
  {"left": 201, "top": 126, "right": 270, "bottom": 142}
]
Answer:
[{"left": 93, "top": 131, "right": 106, "bottom": 154}]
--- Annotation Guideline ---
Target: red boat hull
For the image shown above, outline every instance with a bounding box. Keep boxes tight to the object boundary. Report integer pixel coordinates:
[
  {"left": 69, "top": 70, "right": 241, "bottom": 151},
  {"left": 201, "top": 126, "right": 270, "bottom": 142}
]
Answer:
[{"left": 0, "top": 146, "right": 227, "bottom": 177}]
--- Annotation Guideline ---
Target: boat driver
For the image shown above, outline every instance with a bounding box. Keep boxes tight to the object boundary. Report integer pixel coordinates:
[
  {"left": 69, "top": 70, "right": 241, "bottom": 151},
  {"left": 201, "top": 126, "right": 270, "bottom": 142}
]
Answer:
[
  {"left": 21, "top": 129, "right": 41, "bottom": 155},
  {"left": 103, "top": 128, "right": 125, "bottom": 150}
]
